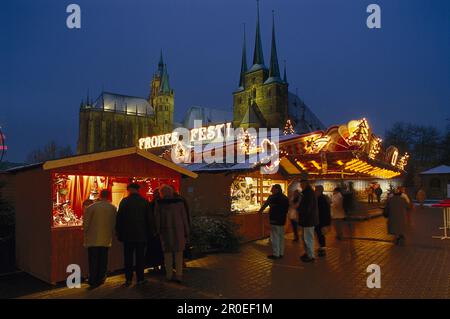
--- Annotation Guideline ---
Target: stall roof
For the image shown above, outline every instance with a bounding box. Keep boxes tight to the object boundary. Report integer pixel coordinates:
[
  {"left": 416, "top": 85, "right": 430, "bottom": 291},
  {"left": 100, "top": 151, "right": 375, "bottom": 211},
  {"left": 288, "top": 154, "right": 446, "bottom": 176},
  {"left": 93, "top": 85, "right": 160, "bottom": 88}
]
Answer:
[
  {"left": 420, "top": 165, "right": 450, "bottom": 175},
  {"left": 42, "top": 147, "right": 198, "bottom": 178}
]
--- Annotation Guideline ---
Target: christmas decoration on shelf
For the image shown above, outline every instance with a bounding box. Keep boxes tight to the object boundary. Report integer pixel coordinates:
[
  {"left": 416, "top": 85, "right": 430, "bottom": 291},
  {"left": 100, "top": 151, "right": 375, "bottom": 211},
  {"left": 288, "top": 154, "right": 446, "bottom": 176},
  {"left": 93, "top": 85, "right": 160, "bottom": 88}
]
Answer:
[
  {"left": 238, "top": 129, "right": 257, "bottom": 154},
  {"left": 396, "top": 152, "right": 409, "bottom": 170},
  {"left": 53, "top": 201, "right": 81, "bottom": 227},
  {"left": 283, "top": 119, "right": 295, "bottom": 135},
  {"left": 52, "top": 174, "right": 82, "bottom": 227},
  {"left": 368, "top": 136, "right": 382, "bottom": 159}
]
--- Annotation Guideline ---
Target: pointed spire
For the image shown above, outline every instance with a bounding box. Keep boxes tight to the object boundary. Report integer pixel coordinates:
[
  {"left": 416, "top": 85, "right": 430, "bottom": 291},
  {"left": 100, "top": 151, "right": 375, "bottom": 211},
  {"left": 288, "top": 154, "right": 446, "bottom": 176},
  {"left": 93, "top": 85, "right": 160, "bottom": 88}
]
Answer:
[
  {"left": 239, "top": 23, "right": 248, "bottom": 88},
  {"left": 252, "top": 0, "right": 265, "bottom": 67},
  {"left": 158, "top": 49, "right": 164, "bottom": 78},
  {"left": 160, "top": 63, "right": 171, "bottom": 94},
  {"left": 268, "top": 10, "right": 280, "bottom": 79},
  {"left": 86, "top": 89, "right": 90, "bottom": 106},
  {"left": 283, "top": 59, "right": 287, "bottom": 83}
]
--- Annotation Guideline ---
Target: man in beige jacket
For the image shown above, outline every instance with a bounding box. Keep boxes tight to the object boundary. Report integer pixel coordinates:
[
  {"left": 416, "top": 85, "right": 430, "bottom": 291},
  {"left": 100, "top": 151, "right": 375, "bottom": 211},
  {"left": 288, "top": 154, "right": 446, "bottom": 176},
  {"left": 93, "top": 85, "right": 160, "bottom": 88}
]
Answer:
[{"left": 83, "top": 189, "right": 117, "bottom": 288}]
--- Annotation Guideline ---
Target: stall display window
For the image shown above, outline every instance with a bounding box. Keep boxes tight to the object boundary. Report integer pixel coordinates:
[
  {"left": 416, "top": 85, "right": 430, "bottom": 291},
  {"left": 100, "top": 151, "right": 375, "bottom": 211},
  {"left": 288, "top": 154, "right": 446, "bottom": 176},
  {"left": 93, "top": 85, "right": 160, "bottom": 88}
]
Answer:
[
  {"left": 261, "top": 179, "right": 287, "bottom": 203},
  {"left": 230, "top": 177, "right": 260, "bottom": 213},
  {"left": 51, "top": 174, "right": 179, "bottom": 227},
  {"left": 230, "top": 176, "right": 287, "bottom": 214}
]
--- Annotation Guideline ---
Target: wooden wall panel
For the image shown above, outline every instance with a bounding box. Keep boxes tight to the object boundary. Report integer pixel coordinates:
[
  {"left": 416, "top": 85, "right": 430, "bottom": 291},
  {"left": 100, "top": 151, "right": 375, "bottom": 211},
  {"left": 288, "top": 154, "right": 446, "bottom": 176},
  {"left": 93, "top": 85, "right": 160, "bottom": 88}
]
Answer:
[
  {"left": 53, "top": 154, "right": 179, "bottom": 179},
  {"left": 181, "top": 173, "right": 233, "bottom": 215},
  {"left": 14, "top": 168, "right": 52, "bottom": 283}
]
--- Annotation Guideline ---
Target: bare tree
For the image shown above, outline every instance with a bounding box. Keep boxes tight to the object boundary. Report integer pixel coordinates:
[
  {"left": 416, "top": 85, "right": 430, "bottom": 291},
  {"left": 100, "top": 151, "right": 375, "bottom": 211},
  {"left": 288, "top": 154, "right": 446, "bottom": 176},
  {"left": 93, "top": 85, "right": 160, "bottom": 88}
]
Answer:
[{"left": 26, "top": 141, "right": 73, "bottom": 164}]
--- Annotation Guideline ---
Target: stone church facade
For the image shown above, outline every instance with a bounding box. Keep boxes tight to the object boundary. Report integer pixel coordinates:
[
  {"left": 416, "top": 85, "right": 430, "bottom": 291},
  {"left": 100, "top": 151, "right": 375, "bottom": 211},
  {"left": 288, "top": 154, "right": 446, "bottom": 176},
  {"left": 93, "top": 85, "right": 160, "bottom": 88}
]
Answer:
[
  {"left": 77, "top": 52, "right": 174, "bottom": 154},
  {"left": 77, "top": 4, "right": 324, "bottom": 155}
]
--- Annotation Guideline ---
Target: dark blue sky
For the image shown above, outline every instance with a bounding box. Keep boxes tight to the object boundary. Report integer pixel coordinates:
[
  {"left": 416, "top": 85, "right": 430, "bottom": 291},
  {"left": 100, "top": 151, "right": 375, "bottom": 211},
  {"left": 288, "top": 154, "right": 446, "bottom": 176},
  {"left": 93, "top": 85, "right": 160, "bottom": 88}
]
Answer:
[{"left": 1, "top": 0, "right": 449, "bottom": 162}]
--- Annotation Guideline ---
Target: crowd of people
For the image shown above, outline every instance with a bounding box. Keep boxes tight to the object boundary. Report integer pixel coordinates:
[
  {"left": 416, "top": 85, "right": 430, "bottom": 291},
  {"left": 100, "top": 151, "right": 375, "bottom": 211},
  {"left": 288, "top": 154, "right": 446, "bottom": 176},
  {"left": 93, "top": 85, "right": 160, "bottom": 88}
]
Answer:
[
  {"left": 82, "top": 179, "right": 416, "bottom": 287},
  {"left": 259, "top": 179, "right": 415, "bottom": 263},
  {"left": 366, "top": 183, "right": 383, "bottom": 204},
  {"left": 83, "top": 183, "right": 190, "bottom": 288}
]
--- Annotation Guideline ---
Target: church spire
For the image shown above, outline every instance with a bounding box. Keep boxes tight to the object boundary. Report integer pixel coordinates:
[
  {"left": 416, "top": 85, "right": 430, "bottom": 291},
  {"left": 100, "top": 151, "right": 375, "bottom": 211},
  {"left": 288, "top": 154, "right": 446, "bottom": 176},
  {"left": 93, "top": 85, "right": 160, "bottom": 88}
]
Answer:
[
  {"left": 239, "top": 24, "right": 248, "bottom": 88},
  {"left": 283, "top": 59, "right": 288, "bottom": 83},
  {"left": 160, "top": 63, "right": 171, "bottom": 94},
  {"left": 268, "top": 10, "right": 280, "bottom": 79},
  {"left": 252, "top": 0, "right": 265, "bottom": 67},
  {"left": 158, "top": 49, "right": 164, "bottom": 78}
]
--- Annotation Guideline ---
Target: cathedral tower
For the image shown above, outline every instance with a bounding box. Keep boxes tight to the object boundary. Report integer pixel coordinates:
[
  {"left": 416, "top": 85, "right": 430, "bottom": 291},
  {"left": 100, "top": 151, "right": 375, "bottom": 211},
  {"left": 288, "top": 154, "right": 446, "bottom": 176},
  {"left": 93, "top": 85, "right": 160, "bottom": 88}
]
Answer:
[
  {"left": 149, "top": 51, "right": 174, "bottom": 134},
  {"left": 233, "top": 2, "right": 289, "bottom": 129}
]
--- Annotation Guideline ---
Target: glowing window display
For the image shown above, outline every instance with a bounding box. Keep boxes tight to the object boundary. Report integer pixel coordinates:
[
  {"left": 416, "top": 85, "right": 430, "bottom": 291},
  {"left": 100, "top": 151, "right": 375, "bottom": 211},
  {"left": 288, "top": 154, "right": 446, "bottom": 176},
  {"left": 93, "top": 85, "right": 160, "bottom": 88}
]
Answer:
[
  {"left": 230, "top": 176, "right": 287, "bottom": 213},
  {"left": 51, "top": 173, "right": 179, "bottom": 227}
]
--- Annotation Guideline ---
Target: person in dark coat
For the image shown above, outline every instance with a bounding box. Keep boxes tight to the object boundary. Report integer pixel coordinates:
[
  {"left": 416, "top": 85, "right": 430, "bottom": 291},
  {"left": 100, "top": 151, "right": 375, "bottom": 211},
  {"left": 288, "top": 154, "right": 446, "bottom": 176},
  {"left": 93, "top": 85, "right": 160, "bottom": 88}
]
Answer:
[
  {"left": 145, "top": 188, "right": 164, "bottom": 271},
  {"left": 298, "top": 179, "right": 319, "bottom": 262},
  {"left": 383, "top": 187, "right": 409, "bottom": 245},
  {"left": 374, "top": 186, "right": 383, "bottom": 203},
  {"left": 156, "top": 185, "right": 190, "bottom": 283},
  {"left": 174, "top": 190, "right": 192, "bottom": 264},
  {"left": 258, "top": 184, "right": 289, "bottom": 260},
  {"left": 116, "top": 183, "right": 150, "bottom": 286},
  {"left": 314, "top": 185, "right": 331, "bottom": 257}
]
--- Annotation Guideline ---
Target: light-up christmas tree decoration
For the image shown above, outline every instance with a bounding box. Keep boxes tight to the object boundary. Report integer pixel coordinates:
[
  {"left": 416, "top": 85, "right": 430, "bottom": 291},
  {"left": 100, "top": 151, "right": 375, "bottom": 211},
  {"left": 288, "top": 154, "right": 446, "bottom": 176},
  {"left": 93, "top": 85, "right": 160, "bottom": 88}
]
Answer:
[
  {"left": 283, "top": 119, "right": 295, "bottom": 135},
  {"left": 348, "top": 118, "right": 370, "bottom": 147}
]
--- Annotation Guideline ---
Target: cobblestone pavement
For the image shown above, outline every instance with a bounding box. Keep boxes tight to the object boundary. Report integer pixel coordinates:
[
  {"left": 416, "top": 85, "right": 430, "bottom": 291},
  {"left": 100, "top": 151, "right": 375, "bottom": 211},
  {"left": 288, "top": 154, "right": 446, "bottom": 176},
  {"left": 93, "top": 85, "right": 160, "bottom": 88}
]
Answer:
[{"left": 18, "top": 207, "right": 450, "bottom": 299}]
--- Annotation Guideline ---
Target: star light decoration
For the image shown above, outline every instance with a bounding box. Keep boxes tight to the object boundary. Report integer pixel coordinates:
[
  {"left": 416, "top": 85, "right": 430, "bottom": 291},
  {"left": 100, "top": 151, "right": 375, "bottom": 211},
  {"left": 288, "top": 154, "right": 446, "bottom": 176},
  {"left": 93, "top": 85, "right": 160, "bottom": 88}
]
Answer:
[
  {"left": 238, "top": 129, "right": 257, "bottom": 154},
  {"left": 396, "top": 152, "right": 410, "bottom": 170},
  {"left": 302, "top": 133, "right": 330, "bottom": 154}
]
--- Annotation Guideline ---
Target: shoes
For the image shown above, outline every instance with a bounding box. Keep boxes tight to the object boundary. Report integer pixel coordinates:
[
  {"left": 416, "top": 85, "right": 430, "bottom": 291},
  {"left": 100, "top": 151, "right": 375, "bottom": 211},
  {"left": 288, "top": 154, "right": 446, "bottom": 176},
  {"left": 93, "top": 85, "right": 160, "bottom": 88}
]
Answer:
[
  {"left": 124, "top": 280, "right": 132, "bottom": 287},
  {"left": 87, "top": 283, "right": 100, "bottom": 290},
  {"left": 166, "top": 277, "right": 182, "bottom": 284},
  {"left": 300, "top": 255, "right": 315, "bottom": 263},
  {"left": 318, "top": 249, "right": 326, "bottom": 257},
  {"left": 267, "top": 255, "right": 280, "bottom": 260},
  {"left": 136, "top": 279, "right": 148, "bottom": 286}
]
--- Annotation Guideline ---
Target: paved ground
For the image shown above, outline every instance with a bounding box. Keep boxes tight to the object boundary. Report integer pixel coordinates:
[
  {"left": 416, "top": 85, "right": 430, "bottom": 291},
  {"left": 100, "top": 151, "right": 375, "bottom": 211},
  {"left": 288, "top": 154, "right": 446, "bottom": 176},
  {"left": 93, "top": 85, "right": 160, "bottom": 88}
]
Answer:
[{"left": 6, "top": 206, "right": 450, "bottom": 299}]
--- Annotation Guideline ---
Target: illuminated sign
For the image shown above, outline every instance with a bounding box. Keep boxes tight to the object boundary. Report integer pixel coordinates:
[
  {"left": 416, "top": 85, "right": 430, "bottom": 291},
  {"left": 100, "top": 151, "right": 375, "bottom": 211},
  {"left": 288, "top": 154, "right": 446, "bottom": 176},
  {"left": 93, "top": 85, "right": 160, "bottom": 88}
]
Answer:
[{"left": 138, "top": 122, "right": 233, "bottom": 150}]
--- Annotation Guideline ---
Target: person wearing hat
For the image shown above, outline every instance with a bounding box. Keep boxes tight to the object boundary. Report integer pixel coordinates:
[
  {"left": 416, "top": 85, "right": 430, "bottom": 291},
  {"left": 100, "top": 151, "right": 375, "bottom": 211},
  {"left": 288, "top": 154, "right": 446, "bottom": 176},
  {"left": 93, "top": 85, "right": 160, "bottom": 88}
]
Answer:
[
  {"left": 298, "top": 179, "right": 319, "bottom": 263},
  {"left": 116, "top": 183, "right": 150, "bottom": 286}
]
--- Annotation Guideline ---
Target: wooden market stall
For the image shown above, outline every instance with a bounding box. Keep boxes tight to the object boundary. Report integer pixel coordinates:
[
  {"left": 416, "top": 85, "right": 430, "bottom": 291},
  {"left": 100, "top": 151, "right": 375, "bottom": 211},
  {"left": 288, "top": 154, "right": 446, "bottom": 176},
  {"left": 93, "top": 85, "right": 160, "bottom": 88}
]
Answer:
[
  {"left": 9, "top": 147, "right": 197, "bottom": 284},
  {"left": 180, "top": 119, "right": 407, "bottom": 241}
]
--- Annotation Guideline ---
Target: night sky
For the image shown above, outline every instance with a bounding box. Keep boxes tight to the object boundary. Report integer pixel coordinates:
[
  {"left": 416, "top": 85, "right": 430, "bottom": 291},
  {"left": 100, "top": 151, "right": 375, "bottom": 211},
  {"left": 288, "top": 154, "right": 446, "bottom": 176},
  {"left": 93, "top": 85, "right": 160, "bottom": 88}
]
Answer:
[{"left": 1, "top": 0, "right": 449, "bottom": 162}]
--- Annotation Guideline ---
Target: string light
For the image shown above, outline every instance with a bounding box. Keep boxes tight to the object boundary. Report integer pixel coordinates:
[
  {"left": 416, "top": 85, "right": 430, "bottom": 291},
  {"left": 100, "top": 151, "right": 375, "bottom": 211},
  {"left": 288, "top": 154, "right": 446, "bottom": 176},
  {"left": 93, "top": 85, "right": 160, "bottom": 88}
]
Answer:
[
  {"left": 283, "top": 119, "right": 295, "bottom": 135},
  {"left": 369, "top": 136, "right": 382, "bottom": 159},
  {"left": 238, "top": 129, "right": 257, "bottom": 154},
  {"left": 396, "top": 152, "right": 409, "bottom": 170}
]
